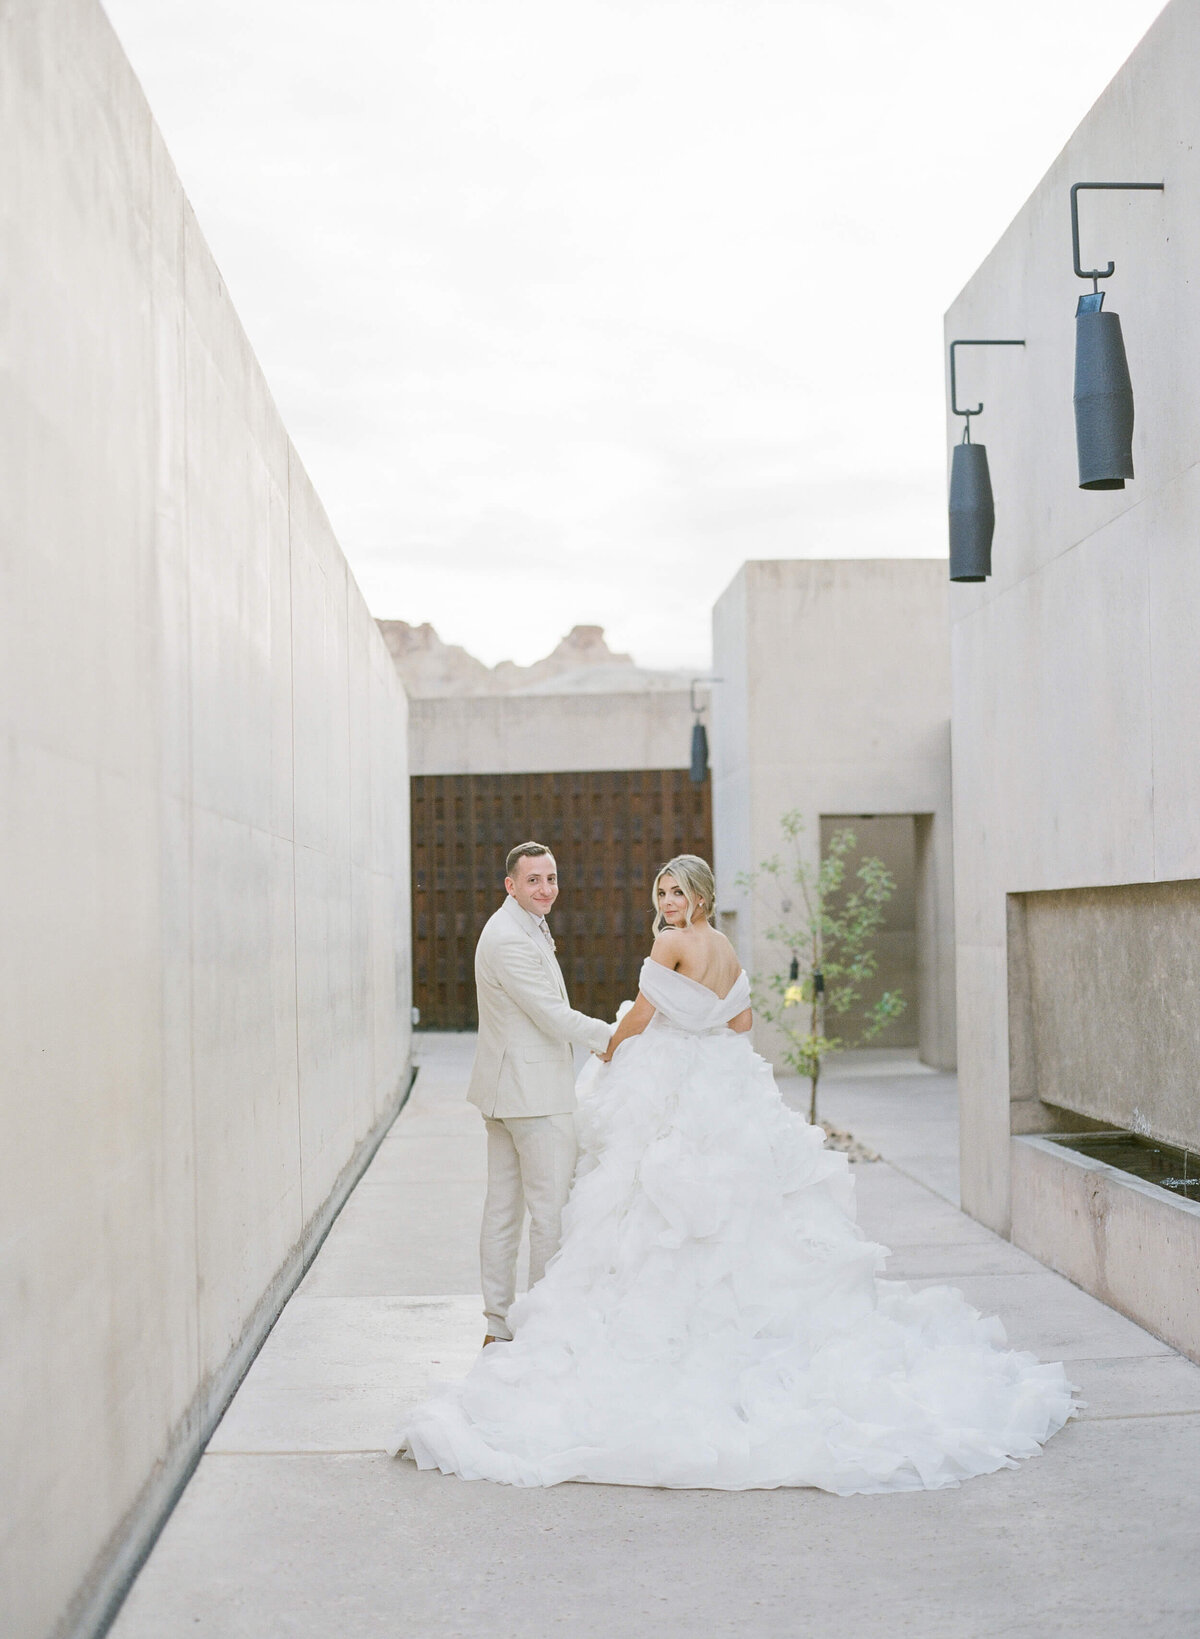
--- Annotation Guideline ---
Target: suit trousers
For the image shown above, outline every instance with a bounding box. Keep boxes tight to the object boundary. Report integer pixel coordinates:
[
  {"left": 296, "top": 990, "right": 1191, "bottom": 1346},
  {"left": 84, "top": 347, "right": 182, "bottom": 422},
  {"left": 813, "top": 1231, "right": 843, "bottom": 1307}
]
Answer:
[{"left": 480, "top": 1111, "right": 578, "bottom": 1340}]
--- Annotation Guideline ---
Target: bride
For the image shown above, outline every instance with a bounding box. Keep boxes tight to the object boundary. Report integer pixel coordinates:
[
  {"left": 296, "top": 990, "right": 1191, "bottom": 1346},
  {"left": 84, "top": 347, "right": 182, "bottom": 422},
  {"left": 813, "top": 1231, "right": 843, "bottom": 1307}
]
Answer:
[{"left": 400, "top": 854, "right": 1074, "bottom": 1493}]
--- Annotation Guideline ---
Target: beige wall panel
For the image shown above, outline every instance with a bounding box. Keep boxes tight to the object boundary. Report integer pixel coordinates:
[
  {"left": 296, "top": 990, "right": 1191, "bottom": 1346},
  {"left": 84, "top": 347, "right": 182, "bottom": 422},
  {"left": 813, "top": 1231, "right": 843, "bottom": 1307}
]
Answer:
[
  {"left": 371, "top": 647, "right": 412, "bottom": 1098},
  {"left": 348, "top": 860, "right": 376, "bottom": 1137},
  {"left": 947, "top": 0, "right": 1200, "bottom": 1238},
  {"left": 149, "top": 179, "right": 191, "bottom": 816},
  {"left": 294, "top": 845, "right": 361, "bottom": 1212},
  {"left": 181, "top": 200, "right": 290, "bottom": 496},
  {"left": 734, "top": 560, "right": 950, "bottom": 750},
  {"left": 1, "top": 749, "right": 197, "bottom": 1639},
  {"left": 955, "top": 943, "right": 1013, "bottom": 1233},
  {"left": 1145, "top": 465, "right": 1200, "bottom": 876},
  {"left": 290, "top": 518, "right": 353, "bottom": 857},
  {"left": 0, "top": 12, "right": 186, "bottom": 1625},
  {"left": 712, "top": 559, "right": 955, "bottom": 1071},
  {"left": 1016, "top": 880, "right": 1200, "bottom": 1151},
  {"left": 369, "top": 865, "right": 403, "bottom": 1105},
  {"left": 409, "top": 689, "right": 698, "bottom": 776},
  {"left": 1012, "top": 1137, "right": 1200, "bottom": 1364},
  {"left": 951, "top": 521, "right": 1156, "bottom": 950},
  {"left": 915, "top": 806, "right": 957, "bottom": 1069},
  {"left": 0, "top": 6, "right": 411, "bottom": 1634},
  {"left": 184, "top": 322, "right": 293, "bottom": 837},
  {"left": 347, "top": 611, "right": 376, "bottom": 1140},
  {"left": 369, "top": 638, "right": 410, "bottom": 876},
  {"left": 349, "top": 600, "right": 375, "bottom": 871},
  {"left": 155, "top": 788, "right": 203, "bottom": 1387},
  {"left": 191, "top": 816, "right": 304, "bottom": 1377}
]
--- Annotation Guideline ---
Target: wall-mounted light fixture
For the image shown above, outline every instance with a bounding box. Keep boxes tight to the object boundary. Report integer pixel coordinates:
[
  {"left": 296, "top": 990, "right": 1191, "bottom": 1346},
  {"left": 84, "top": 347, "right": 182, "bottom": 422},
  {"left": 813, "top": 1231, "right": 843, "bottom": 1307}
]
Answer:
[
  {"left": 688, "top": 677, "right": 721, "bottom": 784},
  {"left": 947, "top": 338, "right": 1025, "bottom": 582},
  {"left": 1071, "top": 181, "right": 1164, "bottom": 490}
]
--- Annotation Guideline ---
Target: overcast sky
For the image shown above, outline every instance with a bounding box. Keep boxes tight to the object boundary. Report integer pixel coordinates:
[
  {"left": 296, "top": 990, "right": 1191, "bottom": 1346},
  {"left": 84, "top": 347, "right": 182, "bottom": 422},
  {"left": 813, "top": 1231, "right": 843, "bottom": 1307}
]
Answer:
[{"left": 102, "top": 0, "right": 1165, "bottom": 669}]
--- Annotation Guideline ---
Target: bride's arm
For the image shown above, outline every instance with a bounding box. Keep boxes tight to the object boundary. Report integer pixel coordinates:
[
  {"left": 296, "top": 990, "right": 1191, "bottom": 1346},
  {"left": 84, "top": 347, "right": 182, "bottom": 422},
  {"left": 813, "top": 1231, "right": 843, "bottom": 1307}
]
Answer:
[
  {"left": 598, "top": 992, "right": 655, "bottom": 1061},
  {"left": 598, "top": 931, "right": 681, "bottom": 1061},
  {"left": 727, "top": 1007, "right": 753, "bottom": 1034}
]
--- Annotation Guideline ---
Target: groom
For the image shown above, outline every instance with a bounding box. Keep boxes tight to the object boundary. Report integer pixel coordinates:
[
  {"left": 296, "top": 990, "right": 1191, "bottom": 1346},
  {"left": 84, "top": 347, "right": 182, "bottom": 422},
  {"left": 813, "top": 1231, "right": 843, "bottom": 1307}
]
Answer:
[{"left": 468, "top": 841, "right": 613, "bottom": 1347}]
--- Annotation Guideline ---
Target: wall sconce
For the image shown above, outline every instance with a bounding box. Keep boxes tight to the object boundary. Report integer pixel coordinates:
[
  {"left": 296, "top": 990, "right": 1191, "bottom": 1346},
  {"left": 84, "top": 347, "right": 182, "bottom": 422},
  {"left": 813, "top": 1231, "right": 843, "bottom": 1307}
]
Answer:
[
  {"left": 1071, "top": 181, "right": 1164, "bottom": 490},
  {"left": 690, "top": 721, "right": 708, "bottom": 783},
  {"left": 947, "top": 338, "right": 1025, "bottom": 582},
  {"left": 688, "top": 677, "right": 721, "bottom": 784}
]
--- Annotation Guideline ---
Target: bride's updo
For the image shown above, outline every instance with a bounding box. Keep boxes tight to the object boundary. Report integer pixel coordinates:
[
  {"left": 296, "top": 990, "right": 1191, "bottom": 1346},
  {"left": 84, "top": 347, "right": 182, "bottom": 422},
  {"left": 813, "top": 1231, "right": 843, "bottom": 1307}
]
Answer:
[{"left": 651, "top": 854, "right": 716, "bottom": 934}]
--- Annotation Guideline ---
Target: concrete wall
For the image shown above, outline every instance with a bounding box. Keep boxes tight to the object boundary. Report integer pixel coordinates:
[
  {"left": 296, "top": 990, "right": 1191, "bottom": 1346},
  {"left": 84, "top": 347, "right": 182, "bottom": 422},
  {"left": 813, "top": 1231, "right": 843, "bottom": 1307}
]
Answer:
[
  {"left": 1009, "top": 880, "right": 1200, "bottom": 1151},
  {"left": 1012, "top": 1136, "right": 1200, "bottom": 1367},
  {"left": 0, "top": 7, "right": 411, "bottom": 1637},
  {"left": 946, "top": 0, "right": 1200, "bottom": 1241},
  {"left": 711, "top": 560, "right": 955, "bottom": 1073},
  {"left": 409, "top": 688, "right": 702, "bottom": 775}
]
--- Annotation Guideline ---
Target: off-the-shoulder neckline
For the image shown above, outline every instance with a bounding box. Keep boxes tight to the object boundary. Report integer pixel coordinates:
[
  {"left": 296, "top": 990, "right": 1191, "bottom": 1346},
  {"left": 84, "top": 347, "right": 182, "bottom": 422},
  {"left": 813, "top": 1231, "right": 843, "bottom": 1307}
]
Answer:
[{"left": 641, "top": 956, "right": 747, "bottom": 1005}]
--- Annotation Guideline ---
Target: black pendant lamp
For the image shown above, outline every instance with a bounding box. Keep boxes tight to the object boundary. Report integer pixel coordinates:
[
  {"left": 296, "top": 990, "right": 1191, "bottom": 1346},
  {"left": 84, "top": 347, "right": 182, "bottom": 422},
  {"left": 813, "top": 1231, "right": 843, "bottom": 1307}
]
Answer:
[
  {"left": 947, "top": 339, "right": 1025, "bottom": 583},
  {"left": 689, "top": 720, "right": 708, "bottom": 784},
  {"left": 687, "top": 677, "right": 721, "bottom": 784},
  {"left": 1071, "top": 182, "right": 1163, "bottom": 490},
  {"left": 949, "top": 440, "right": 995, "bottom": 581}
]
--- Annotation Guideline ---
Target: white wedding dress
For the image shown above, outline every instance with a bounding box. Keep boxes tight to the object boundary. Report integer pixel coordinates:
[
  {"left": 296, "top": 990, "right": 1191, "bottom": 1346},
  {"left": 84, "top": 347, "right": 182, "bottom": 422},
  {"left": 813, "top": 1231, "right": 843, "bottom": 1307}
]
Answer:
[{"left": 401, "top": 960, "right": 1075, "bottom": 1493}]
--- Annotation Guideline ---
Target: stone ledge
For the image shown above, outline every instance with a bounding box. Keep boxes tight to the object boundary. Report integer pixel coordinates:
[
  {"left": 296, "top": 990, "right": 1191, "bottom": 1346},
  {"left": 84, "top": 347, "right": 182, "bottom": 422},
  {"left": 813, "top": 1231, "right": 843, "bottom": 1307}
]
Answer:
[{"left": 1011, "top": 1134, "right": 1200, "bottom": 1366}]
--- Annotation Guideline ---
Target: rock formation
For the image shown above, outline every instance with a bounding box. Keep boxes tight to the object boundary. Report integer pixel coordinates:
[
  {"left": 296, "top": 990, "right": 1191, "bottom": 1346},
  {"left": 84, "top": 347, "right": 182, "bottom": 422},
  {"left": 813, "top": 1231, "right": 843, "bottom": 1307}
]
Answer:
[{"left": 377, "top": 620, "right": 691, "bottom": 698}]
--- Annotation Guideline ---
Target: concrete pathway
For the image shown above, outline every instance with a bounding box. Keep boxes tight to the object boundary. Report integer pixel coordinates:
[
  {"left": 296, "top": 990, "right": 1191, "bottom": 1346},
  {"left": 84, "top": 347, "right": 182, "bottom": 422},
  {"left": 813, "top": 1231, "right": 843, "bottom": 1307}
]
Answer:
[{"left": 111, "top": 1038, "right": 1200, "bottom": 1638}]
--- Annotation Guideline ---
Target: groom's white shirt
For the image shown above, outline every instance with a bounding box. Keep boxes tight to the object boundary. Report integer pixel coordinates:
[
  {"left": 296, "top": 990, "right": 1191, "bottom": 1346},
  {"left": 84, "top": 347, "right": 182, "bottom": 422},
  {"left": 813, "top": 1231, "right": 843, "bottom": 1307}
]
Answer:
[{"left": 467, "top": 895, "right": 611, "bottom": 1118}]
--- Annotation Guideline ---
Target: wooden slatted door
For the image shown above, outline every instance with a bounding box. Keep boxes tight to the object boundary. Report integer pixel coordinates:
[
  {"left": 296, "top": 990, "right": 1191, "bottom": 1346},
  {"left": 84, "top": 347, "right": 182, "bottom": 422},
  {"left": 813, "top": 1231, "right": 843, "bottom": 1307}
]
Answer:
[{"left": 411, "top": 770, "right": 714, "bottom": 1030}]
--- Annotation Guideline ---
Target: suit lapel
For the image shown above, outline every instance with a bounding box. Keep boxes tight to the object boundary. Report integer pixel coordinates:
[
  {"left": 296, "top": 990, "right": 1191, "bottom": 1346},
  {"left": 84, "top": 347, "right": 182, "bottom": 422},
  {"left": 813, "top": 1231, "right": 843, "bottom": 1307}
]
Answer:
[
  {"left": 501, "top": 895, "right": 568, "bottom": 997},
  {"left": 533, "top": 921, "right": 569, "bottom": 1000},
  {"left": 546, "top": 940, "right": 568, "bottom": 1000}
]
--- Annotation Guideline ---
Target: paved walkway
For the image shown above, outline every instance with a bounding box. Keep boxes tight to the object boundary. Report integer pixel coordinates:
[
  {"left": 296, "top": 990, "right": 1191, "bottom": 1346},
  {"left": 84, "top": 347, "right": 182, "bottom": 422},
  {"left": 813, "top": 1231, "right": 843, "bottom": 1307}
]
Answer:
[{"left": 112, "top": 1037, "right": 1200, "bottom": 1638}]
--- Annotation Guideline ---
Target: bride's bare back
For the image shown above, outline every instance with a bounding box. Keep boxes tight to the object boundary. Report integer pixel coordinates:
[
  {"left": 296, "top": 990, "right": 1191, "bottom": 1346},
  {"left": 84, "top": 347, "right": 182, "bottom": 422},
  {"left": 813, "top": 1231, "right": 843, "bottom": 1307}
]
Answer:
[
  {"left": 650, "top": 923, "right": 741, "bottom": 1000},
  {"left": 600, "top": 864, "right": 750, "bottom": 1060},
  {"left": 649, "top": 867, "right": 741, "bottom": 998}
]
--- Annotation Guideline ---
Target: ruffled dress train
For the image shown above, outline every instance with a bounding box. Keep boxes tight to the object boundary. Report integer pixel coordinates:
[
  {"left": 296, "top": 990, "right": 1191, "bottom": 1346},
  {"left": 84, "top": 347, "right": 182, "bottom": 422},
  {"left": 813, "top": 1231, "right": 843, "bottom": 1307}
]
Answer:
[{"left": 401, "top": 961, "right": 1075, "bottom": 1493}]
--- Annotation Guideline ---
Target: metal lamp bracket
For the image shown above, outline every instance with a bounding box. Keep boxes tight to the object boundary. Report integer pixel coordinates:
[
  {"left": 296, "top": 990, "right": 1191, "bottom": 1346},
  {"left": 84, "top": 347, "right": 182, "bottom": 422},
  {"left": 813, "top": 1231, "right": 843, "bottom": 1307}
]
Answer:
[
  {"left": 690, "top": 677, "right": 722, "bottom": 718},
  {"left": 1071, "top": 181, "right": 1165, "bottom": 298},
  {"left": 949, "top": 339, "right": 1025, "bottom": 444}
]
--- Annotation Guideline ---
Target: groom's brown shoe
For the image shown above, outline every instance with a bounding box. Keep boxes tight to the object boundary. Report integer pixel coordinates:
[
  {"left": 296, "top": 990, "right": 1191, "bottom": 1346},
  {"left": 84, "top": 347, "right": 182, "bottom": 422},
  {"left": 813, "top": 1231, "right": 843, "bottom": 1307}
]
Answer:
[{"left": 483, "top": 1334, "right": 500, "bottom": 1348}]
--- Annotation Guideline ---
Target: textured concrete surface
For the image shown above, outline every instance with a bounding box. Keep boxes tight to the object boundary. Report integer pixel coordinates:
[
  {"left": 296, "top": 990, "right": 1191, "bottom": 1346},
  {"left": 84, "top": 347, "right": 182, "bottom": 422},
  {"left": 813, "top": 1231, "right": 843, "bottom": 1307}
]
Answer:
[
  {"left": 0, "top": 5, "right": 409, "bottom": 1635},
  {"left": 110, "top": 1036, "right": 1200, "bottom": 1638},
  {"left": 1012, "top": 1134, "right": 1200, "bottom": 1365},
  {"left": 710, "top": 559, "right": 956, "bottom": 1072},
  {"left": 1014, "top": 881, "right": 1200, "bottom": 1148},
  {"left": 408, "top": 688, "right": 702, "bottom": 776},
  {"left": 947, "top": 0, "right": 1200, "bottom": 1238}
]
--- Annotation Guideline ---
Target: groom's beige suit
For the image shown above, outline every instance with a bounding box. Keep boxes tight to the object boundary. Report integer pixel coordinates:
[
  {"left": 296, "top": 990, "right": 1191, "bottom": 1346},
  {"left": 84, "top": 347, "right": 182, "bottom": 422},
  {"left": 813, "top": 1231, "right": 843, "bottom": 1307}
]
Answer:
[{"left": 469, "top": 894, "right": 612, "bottom": 1340}]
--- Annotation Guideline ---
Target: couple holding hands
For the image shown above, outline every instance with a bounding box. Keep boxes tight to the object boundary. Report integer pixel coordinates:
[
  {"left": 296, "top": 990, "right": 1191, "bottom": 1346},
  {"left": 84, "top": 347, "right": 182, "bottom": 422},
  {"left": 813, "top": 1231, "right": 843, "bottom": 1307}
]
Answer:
[
  {"left": 467, "top": 840, "right": 749, "bottom": 1350},
  {"left": 398, "top": 841, "right": 1074, "bottom": 1494}
]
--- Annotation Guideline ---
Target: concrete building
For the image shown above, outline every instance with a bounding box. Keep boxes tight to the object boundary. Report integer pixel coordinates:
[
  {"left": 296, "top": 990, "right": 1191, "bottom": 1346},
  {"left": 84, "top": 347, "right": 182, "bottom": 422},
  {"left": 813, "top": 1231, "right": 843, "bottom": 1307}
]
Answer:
[
  {"left": 711, "top": 559, "right": 956, "bottom": 1073},
  {"left": 0, "top": 8, "right": 411, "bottom": 1638},
  {"left": 407, "top": 685, "right": 702, "bottom": 779},
  {"left": 947, "top": 0, "right": 1200, "bottom": 1361},
  {"left": 387, "top": 623, "right": 710, "bottom": 1028},
  {"left": 381, "top": 619, "right": 704, "bottom": 777}
]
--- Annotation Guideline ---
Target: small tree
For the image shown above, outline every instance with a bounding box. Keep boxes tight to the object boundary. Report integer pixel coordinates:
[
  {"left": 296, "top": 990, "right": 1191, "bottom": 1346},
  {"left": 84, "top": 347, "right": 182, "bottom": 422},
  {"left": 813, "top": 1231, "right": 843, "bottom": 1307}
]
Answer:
[{"left": 737, "top": 810, "right": 906, "bottom": 1127}]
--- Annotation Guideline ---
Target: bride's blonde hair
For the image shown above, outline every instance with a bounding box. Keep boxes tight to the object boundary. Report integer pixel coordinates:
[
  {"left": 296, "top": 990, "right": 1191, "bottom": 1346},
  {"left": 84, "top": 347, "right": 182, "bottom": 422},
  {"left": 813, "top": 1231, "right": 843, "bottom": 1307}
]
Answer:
[{"left": 651, "top": 854, "right": 716, "bottom": 934}]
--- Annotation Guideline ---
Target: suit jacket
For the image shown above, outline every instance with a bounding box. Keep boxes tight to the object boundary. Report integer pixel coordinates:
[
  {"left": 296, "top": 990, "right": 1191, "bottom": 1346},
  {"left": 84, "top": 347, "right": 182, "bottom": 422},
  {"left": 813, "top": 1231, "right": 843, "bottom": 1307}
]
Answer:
[{"left": 467, "top": 896, "right": 612, "bottom": 1118}]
